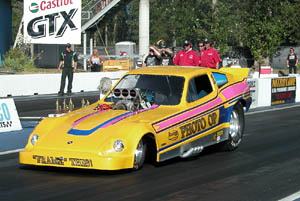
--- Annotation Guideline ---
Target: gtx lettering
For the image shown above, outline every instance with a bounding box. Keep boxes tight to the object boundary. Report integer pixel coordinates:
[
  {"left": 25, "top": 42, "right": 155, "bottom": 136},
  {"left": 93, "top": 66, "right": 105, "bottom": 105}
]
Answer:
[{"left": 27, "top": 8, "right": 78, "bottom": 39}]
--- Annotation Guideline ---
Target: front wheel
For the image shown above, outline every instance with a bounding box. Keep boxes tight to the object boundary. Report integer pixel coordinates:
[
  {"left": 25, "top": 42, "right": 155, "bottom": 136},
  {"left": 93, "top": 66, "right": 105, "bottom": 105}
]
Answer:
[
  {"left": 133, "top": 138, "right": 147, "bottom": 170},
  {"left": 220, "top": 102, "right": 245, "bottom": 151}
]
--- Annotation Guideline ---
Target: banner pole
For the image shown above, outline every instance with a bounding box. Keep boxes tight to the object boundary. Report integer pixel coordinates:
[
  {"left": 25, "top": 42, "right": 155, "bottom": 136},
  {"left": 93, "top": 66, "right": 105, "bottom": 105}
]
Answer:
[
  {"left": 13, "top": 15, "right": 23, "bottom": 49},
  {"left": 83, "top": 33, "right": 87, "bottom": 71}
]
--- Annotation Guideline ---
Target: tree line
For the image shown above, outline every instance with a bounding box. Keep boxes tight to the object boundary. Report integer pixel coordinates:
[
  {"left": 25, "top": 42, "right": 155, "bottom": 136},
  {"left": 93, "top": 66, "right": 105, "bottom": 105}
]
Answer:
[{"left": 12, "top": 0, "right": 300, "bottom": 65}]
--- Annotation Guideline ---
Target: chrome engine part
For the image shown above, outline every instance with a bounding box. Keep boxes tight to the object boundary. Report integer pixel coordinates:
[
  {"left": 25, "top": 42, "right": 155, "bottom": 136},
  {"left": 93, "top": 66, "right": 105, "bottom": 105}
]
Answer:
[{"left": 112, "top": 88, "right": 152, "bottom": 112}]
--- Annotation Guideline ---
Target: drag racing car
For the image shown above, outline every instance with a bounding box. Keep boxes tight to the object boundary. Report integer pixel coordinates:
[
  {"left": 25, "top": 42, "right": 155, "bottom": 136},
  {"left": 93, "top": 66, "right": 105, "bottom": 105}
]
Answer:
[{"left": 19, "top": 66, "right": 252, "bottom": 170}]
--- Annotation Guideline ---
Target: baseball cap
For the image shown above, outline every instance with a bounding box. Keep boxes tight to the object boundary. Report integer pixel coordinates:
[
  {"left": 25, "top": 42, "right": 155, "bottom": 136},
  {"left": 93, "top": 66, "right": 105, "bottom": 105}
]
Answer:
[
  {"left": 183, "top": 40, "right": 191, "bottom": 47},
  {"left": 204, "top": 38, "right": 211, "bottom": 44},
  {"left": 66, "top": 43, "right": 71, "bottom": 48}
]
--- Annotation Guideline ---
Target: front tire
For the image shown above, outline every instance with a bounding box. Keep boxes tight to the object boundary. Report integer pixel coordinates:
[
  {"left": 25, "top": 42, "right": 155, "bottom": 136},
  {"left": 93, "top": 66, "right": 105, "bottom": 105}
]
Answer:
[
  {"left": 221, "top": 102, "right": 245, "bottom": 151},
  {"left": 133, "top": 138, "right": 147, "bottom": 170}
]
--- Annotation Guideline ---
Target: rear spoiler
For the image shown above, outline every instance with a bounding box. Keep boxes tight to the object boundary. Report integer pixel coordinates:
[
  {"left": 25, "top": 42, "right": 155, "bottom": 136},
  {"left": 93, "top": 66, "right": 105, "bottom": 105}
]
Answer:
[{"left": 219, "top": 67, "right": 250, "bottom": 81}]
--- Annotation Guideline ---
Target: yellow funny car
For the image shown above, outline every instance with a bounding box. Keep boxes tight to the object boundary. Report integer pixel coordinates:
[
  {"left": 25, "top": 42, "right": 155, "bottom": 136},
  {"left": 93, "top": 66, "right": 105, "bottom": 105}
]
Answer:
[{"left": 19, "top": 66, "right": 252, "bottom": 171}]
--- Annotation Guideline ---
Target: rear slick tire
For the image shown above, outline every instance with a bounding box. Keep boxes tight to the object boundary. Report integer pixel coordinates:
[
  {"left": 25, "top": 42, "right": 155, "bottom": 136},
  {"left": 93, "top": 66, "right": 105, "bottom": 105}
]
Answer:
[{"left": 221, "top": 102, "right": 245, "bottom": 151}]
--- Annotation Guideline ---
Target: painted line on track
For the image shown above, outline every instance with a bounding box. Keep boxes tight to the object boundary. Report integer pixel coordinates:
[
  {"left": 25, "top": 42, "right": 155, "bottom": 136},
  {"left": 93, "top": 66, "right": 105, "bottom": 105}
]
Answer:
[
  {"left": 19, "top": 117, "right": 44, "bottom": 121},
  {"left": 247, "top": 104, "right": 300, "bottom": 115},
  {"left": 0, "top": 149, "right": 24, "bottom": 156},
  {"left": 278, "top": 190, "right": 300, "bottom": 201}
]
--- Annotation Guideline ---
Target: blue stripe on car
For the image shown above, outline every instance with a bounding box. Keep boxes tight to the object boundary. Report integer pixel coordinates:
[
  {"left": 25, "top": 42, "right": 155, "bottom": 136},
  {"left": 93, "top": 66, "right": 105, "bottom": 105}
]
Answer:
[{"left": 67, "top": 112, "right": 132, "bottom": 136}]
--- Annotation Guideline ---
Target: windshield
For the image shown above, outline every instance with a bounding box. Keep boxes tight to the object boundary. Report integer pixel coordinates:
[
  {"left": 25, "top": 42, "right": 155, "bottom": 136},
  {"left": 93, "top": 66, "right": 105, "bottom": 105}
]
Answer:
[{"left": 105, "top": 74, "right": 185, "bottom": 105}]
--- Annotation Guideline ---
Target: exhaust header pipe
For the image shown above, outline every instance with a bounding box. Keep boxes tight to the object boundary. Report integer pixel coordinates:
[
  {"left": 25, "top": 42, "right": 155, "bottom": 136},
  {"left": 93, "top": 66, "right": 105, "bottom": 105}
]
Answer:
[{"left": 113, "top": 89, "right": 137, "bottom": 98}]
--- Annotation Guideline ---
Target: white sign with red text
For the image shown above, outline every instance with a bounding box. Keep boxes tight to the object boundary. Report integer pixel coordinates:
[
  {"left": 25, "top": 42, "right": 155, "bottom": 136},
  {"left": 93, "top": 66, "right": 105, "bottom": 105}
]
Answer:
[
  {"left": 0, "top": 99, "right": 22, "bottom": 133},
  {"left": 23, "top": 0, "right": 81, "bottom": 44}
]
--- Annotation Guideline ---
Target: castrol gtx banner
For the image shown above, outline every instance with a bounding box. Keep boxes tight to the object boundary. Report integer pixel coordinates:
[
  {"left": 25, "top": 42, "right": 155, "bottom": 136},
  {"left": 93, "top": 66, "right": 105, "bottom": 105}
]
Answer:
[{"left": 24, "top": 0, "right": 81, "bottom": 44}]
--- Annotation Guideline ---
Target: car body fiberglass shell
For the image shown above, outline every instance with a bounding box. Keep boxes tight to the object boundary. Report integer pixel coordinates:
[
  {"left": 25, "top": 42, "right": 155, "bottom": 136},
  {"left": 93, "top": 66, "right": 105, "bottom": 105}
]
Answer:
[{"left": 19, "top": 66, "right": 251, "bottom": 170}]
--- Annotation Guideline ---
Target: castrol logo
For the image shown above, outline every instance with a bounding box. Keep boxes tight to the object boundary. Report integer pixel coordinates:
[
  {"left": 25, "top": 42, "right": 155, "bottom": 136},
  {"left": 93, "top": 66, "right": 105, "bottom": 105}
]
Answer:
[{"left": 29, "top": 0, "right": 74, "bottom": 13}]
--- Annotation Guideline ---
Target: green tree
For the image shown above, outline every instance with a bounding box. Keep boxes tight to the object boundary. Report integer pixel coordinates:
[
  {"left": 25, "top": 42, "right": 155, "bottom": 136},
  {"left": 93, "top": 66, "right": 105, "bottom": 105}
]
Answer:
[
  {"left": 240, "top": 0, "right": 292, "bottom": 65},
  {"left": 209, "top": 0, "right": 244, "bottom": 55},
  {"left": 288, "top": 0, "right": 300, "bottom": 45},
  {"left": 12, "top": 0, "right": 23, "bottom": 42},
  {"left": 11, "top": 0, "right": 298, "bottom": 61}
]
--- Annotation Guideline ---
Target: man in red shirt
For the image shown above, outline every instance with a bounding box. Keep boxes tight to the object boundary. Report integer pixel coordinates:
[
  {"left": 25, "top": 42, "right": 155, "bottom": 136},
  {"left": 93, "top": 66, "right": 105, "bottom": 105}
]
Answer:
[
  {"left": 199, "top": 39, "right": 221, "bottom": 69},
  {"left": 174, "top": 40, "right": 199, "bottom": 66}
]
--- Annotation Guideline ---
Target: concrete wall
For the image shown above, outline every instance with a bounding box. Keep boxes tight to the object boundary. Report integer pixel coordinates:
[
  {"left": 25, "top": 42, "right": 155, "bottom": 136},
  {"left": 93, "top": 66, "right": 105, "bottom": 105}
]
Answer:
[
  {"left": 0, "top": 71, "right": 126, "bottom": 97},
  {"left": 1, "top": 71, "right": 300, "bottom": 110},
  {"left": 0, "top": 0, "right": 12, "bottom": 66}
]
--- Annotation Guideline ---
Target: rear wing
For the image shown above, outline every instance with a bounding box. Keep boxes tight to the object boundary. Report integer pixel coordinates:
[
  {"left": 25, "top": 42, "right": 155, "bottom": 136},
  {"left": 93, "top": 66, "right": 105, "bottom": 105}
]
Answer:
[{"left": 219, "top": 67, "right": 250, "bottom": 82}]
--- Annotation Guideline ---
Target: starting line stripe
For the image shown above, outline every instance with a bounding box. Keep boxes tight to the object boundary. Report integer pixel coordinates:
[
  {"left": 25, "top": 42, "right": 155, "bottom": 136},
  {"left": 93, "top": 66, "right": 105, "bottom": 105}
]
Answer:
[
  {"left": 247, "top": 104, "right": 300, "bottom": 115},
  {"left": 278, "top": 190, "right": 300, "bottom": 201},
  {"left": 0, "top": 149, "right": 24, "bottom": 156},
  {"left": 19, "top": 117, "right": 44, "bottom": 121}
]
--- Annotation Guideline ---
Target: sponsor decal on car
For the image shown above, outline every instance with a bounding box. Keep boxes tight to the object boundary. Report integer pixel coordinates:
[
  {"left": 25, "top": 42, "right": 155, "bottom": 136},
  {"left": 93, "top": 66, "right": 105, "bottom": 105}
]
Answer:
[
  {"left": 158, "top": 110, "right": 220, "bottom": 153},
  {"left": 32, "top": 155, "right": 93, "bottom": 167},
  {"left": 213, "top": 130, "right": 224, "bottom": 141},
  {"left": 179, "top": 111, "right": 219, "bottom": 139},
  {"left": 153, "top": 97, "right": 222, "bottom": 133},
  {"left": 168, "top": 130, "right": 179, "bottom": 141}
]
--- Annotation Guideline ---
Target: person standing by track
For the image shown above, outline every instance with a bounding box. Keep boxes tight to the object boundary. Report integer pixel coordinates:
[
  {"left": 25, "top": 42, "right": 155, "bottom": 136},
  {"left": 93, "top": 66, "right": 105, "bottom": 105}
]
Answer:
[
  {"left": 89, "top": 49, "right": 105, "bottom": 72},
  {"left": 286, "top": 48, "right": 298, "bottom": 74},
  {"left": 143, "top": 46, "right": 161, "bottom": 67},
  {"left": 174, "top": 40, "right": 199, "bottom": 66},
  {"left": 199, "top": 39, "right": 221, "bottom": 69},
  {"left": 58, "top": 43, "right": 78, "bottom": 96}
]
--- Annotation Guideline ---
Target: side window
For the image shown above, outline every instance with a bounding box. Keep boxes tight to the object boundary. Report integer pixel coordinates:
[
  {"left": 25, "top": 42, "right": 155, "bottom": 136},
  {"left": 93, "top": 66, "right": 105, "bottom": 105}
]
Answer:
[
  {"left": 212, "top": 73, "right": 228, "bottom": 88},
  {"left": 187, "top": 74, "right": 213, "bottom": 102}
]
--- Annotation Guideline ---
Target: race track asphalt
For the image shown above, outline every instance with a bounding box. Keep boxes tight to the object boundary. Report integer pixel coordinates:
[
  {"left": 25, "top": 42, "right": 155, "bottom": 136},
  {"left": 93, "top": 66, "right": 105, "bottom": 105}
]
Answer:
[{"left": 0, "top": 94, "right": 300, "bottom": 201}]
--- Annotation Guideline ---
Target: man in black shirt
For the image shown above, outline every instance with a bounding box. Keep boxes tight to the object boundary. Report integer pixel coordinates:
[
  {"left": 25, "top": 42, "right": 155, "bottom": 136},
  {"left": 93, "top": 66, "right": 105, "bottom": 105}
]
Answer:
[
  {"left": 286, "top": 48, "right": 298, "bottom": 74},
  {"left": 58, "top": 43, "right": 78, "bottom": 96},
  {"left": 159, "top": 45, "right": 174, "bottom": 66},
  {"left": 142, "top": 46, "right": 161, "bottom": 67}
]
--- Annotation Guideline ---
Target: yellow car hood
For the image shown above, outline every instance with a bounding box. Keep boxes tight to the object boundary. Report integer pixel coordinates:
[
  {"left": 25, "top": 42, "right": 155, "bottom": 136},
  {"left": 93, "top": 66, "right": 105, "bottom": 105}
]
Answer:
[
  {"left": 68, "top": 104, "right": 162, "bottom": 134},
  {"left": 33, "top": 104, "right": 177, "bottom": 151}
]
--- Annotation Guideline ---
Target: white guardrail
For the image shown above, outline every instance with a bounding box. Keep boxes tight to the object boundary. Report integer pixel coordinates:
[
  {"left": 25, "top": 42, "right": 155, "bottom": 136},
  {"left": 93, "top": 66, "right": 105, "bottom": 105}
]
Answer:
[
  {"left": 0, "top": 71, "right": 300, "bottom": 109},
  {"left": 0, "top": 71, "right": 127, "bottom": 97}
]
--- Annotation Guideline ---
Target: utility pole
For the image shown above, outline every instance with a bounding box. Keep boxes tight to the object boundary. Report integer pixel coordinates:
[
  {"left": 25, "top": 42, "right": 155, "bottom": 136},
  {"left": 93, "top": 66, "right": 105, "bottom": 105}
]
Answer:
[{"left": 139, "top": 0, "right": 149, "bottom": 57}]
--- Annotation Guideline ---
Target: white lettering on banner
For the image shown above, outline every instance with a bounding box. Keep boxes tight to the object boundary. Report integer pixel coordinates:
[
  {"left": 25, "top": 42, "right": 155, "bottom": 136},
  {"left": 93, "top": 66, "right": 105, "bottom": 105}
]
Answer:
[
  {"left": 288, "top": 86, "right": 296, "bottom": 91},
  {"left": 23, "top": 0, "right": 81, "bottom": 44},
  {"left": 0, "top": 99, "right": 22, "bottom": 133},
  {"left": 277, "top": 87, "right": 287, "bottom": 92}
]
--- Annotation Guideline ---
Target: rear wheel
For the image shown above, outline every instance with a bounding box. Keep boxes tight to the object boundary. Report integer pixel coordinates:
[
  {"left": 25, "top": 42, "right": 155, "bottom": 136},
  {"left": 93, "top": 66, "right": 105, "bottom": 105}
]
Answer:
[
  {"left": 221, "top": 102, "right": 245, "bottom": 151},
  {"left": 133, "top": 138, "right": 147, "bottom": 170}
]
